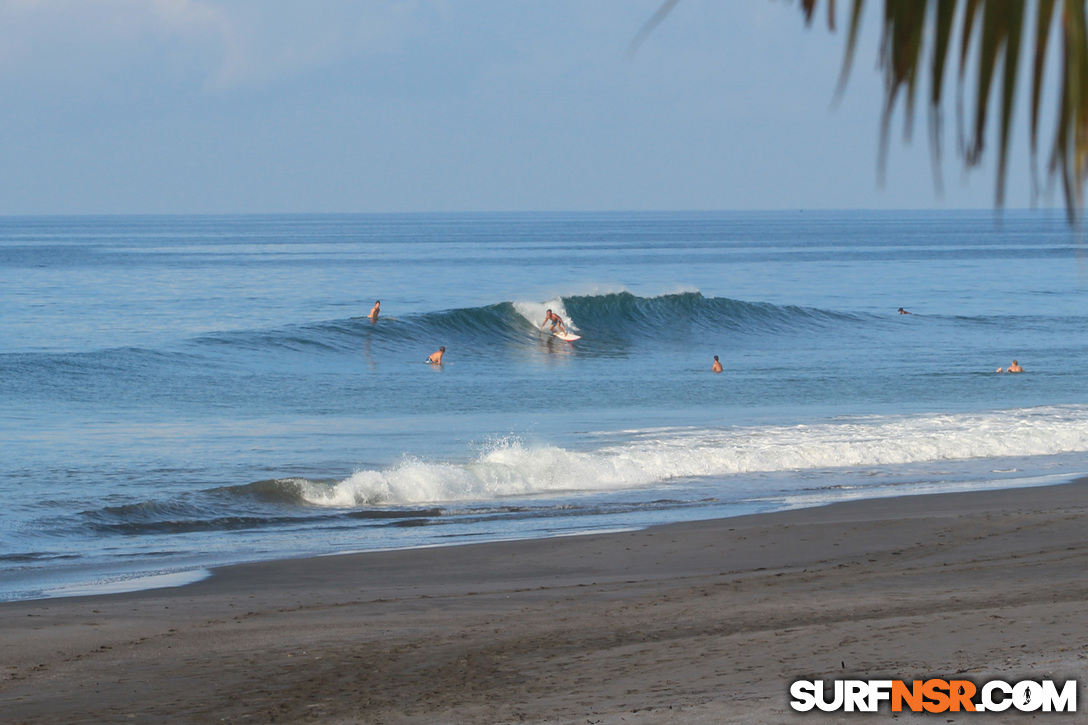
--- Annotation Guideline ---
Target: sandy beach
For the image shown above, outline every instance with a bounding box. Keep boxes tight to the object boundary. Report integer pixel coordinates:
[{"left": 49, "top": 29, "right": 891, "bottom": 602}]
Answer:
[{"left": 3, "top": 480, "right": 1087, "bottom": 724}]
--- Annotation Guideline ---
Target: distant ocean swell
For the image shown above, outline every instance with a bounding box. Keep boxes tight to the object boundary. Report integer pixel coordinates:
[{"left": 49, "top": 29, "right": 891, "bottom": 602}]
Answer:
[
  {"left": 193, "top": 291, "right": 859, "bottom": 355},
  {"left": 1, "top": 292, "right": 869, "bottom": 368},
  {"left": 56, "top": 405, "right": 1088, "bottom": 537},
  {"left": 20, "top": 290, "right": 1086, "bottom": 375}
]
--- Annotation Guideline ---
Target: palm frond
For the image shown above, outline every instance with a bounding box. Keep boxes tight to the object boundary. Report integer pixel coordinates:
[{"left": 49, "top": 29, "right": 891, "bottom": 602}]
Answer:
[
  {"left": 634, "top": 0, "right": 1088, "bottom": 219},
  {"left": 1030, "top": 0, "right": 1057, "bottom": 201},
  {"left": 627, "top": 0, "right": 683, "bottom": 60},
  {"left": 1052, "top": 0, "right": 1088, "bottom": 216},
  {"left": 820, "top": 0, "right": 1087, "bottom": 218}
]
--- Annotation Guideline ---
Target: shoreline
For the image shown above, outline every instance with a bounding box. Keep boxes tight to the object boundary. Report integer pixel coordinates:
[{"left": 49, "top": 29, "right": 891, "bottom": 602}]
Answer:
[
  {"left": 4, "top": 479, "right": 1088, "bottom": 723},
  {"left": 19, "top": 471, "right": 1078, "bottom": 603}
]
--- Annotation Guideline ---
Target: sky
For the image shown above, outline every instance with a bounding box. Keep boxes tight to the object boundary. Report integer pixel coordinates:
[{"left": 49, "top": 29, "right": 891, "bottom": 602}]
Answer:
[{"left": 0, "top": 0, "right": 1060, "bottom": 215}]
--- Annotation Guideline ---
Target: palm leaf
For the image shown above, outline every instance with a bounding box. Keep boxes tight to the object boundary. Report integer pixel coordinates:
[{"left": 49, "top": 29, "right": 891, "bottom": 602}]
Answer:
[
  {"left": 828, "top": 0, "right": 1085, "bottom": 216},
  {"left": 1053, "top": 0, "right": 1088, "bottom": 217},
  {"left": 1030, "top": 0, "right": 1057, "bottom": 198},
  {"left": 635, "top": 0, "right": 1088, "bottom": 219}
]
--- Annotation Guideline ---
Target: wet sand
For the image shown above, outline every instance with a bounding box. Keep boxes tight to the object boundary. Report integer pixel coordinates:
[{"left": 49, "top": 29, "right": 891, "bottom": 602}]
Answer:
[{"left": 3, "top": 480, "right": 1088, "bottom": 724}]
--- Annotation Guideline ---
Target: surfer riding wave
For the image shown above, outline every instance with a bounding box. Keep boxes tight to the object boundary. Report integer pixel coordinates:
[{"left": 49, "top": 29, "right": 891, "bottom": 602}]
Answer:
[{"left": 541, "top": 309, "right": 568, "bottom": 335}]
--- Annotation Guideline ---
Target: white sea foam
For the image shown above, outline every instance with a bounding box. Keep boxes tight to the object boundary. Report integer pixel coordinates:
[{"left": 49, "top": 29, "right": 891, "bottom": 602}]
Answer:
[
  {"left": 301, "top": 406, "right": 1088, "bottom": 507},
  {"left": 45, "top": 569, "right": 211, "bottom": 598}
]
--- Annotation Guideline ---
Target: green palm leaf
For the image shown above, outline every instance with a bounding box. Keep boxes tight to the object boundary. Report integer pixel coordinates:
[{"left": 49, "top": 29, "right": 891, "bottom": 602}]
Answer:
[
  {"left": 636, "top": 0, "right": 1088, "bottom": 219},
  {"left": 819, "top": 0, "right": 1086, "bottom": 216}
]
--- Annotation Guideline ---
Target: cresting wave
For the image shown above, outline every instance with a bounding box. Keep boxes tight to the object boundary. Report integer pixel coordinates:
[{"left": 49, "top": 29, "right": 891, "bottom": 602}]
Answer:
[
  {"left": 0, "top": 292, "right": 859, "bottom": 371},
  {"left": 20, "top": 290, "right": 1078, "bottom": 370},
  {"left": 245, "top": 405, "right": 1088, "bottom": 508},
  {"left": 188, "top": 291, "right": 856, "bottom": 355}
]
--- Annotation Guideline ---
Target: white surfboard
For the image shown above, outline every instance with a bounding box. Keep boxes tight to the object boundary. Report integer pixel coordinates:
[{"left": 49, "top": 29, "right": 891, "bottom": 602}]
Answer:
[{"left": 553, "top": 331, "right": 581, "bottom": 341}]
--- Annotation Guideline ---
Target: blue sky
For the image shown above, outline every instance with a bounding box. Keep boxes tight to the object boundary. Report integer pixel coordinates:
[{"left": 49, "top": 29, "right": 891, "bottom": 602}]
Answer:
[{"left": 0, "top": 0, "right": 1053, "bottom": 214}]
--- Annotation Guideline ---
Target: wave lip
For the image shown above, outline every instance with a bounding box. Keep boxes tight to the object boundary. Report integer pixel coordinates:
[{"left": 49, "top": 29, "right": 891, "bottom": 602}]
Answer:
[
  {"left": 513, "top": 291, "right": 857, "bottom": 344},
  {"left": 563, "top": 291, "right": 854, "bottom": 334}
]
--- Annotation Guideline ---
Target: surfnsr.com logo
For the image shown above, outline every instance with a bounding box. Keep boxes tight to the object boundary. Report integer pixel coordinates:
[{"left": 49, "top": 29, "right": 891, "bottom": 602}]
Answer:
[{"left": 790, "top": 679, "right": 1077, "bottom": 713}]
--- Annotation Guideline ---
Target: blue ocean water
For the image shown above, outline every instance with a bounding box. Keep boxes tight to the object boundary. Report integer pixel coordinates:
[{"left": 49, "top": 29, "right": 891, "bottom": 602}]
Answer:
[{"left": 3, "top": 210, "right": 1088, "bottom": 600}]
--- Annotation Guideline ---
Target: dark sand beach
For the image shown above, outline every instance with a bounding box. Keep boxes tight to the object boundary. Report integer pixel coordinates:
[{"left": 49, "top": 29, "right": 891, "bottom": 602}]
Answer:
[{"left": 3, "top": 481, "right": 1087, "bottom": 724}]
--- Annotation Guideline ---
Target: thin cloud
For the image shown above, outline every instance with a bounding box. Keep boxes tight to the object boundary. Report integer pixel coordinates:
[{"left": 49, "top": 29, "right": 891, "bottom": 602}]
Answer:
[{"left": 0, "top": 0, "right": 439, "bottom": 93}]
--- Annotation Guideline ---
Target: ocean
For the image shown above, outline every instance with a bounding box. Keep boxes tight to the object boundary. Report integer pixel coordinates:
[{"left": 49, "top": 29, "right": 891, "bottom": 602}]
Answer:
[{"left": 3, "top": 210, "right": 1087, "bottom": 601}]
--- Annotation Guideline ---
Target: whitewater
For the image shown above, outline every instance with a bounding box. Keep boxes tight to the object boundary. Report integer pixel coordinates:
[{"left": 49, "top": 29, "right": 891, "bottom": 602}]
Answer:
[{"left": 2, "top": 210, "right": 1087, "bottom": 600}]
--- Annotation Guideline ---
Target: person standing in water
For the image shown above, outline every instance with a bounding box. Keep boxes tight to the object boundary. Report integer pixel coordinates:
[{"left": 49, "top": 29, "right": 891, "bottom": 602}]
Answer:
[
  {"left": 997, "top": 359, "right": 1024, "bottom": 373},
  {"left": 712, "top": 355, "right": 723, "bottom": 373},
  {"left": 367, "top": 300, "right": 380, "bottom": 320},
  {"left": 428, "top": 346, "right": 445, "bottom": 365},
  {"left": 541, "top": 309, "right": 568, "bottom": 335}
]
